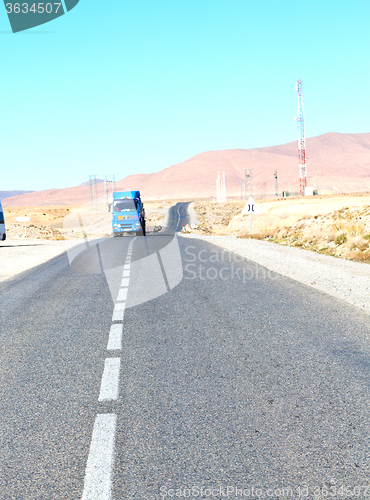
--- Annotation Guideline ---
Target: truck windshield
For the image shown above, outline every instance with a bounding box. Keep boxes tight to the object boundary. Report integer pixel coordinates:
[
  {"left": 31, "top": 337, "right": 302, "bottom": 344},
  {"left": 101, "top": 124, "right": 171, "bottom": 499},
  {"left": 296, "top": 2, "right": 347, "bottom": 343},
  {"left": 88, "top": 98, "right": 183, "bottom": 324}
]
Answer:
[{"left": 113, "top": 199, "right": 138, "bottom": 212}]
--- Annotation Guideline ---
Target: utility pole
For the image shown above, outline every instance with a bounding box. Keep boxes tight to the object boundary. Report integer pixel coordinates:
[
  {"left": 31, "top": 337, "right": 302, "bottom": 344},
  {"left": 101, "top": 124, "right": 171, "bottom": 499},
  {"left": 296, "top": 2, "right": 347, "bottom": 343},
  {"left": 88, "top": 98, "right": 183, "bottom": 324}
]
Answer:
[
  {"left": 104, "top": 176, "right": 109, "bottom": 211},
  {"left": 244, "top": 169, "right": 252, "bottom": 198},
  {"left": 240, "top": 181, "right": 242, "bottom": 200},
  {"left": 274, "top": 170, "right": 278, "bottom": 197},
  {"left": 244, "top": 169, "right": 248, "bottom": 200},
  {"left": 112, "top": 174, "right": 116, "bottom": 194},
  {"left": 296, "top": 80, "right": 307, "bottom": 195},
  {"left": 222, "top": 171, "right": 226, "bottom": 202},
  {"left": 216, "top": 172, "right": 220, "bottom": 202},
  {"left": 89, "top": 175, "right": 93, "bottom": 211},
  {"left": 93, "top": 175, "right": 98, "bottom": 211}
]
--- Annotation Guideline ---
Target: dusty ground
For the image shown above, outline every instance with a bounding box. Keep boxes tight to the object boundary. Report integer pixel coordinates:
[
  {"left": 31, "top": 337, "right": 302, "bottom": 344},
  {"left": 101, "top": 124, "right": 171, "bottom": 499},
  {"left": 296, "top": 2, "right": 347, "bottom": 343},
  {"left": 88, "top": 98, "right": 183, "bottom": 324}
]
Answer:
[
  {"left": 189, "top": 193, "right": 370, "bottom": 263},
  {"left": 3, "top": 201, "right": 167, "bottom": 241}
]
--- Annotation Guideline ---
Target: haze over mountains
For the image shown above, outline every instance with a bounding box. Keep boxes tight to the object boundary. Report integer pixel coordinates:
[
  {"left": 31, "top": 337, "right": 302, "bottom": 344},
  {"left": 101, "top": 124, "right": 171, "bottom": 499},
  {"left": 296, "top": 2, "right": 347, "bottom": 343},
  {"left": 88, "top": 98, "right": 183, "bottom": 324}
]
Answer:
[
  {"left": 3, "top": 132, "right": 370, "bottom": 207},
  {"left": 0, "top": 190, "right": 34, "bottom": 203}
]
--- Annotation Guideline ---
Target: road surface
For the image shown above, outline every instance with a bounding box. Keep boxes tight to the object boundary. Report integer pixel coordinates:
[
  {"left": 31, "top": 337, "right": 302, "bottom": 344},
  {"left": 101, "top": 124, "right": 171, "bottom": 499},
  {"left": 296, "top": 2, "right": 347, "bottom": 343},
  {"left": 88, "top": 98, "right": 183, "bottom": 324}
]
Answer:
[{"left": 1, "top": 203, "right": 370, "bottom": 499}]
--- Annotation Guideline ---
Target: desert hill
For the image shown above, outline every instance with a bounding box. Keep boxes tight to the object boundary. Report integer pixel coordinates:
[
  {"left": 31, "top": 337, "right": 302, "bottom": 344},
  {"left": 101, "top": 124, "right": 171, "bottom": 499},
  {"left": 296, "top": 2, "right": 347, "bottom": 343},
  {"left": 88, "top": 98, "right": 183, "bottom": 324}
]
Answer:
[
  {"left": 0, "top": 190, "right": 34, "bottom": 203},
  {"left": 3, "top": 132, "right": 370, "bottom": 207}
]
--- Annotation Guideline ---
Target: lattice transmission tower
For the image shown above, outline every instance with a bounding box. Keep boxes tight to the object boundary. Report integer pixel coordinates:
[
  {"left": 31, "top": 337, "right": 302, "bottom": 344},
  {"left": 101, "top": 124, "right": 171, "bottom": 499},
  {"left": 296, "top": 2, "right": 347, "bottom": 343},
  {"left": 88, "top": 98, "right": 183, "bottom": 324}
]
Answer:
[{"left": 296, "top": 80, "right": 306, "bottom": 195}]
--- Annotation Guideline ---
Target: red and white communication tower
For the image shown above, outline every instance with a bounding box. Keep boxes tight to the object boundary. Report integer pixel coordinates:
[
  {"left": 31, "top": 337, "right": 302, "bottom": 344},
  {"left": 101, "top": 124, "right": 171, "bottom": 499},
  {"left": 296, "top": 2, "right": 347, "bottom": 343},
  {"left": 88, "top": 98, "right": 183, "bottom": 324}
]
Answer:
[{"left": 296, "top": 80, "right": 306, "bottom": 195}]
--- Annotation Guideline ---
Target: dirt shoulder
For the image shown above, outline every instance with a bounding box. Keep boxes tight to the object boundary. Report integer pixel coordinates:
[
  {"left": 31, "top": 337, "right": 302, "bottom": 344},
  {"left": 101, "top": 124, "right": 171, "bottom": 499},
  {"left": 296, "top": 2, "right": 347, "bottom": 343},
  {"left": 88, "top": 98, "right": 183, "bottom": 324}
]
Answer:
[
  {"left": 0, "top": 239, "right": 79, "bottom": 282},
  {"left": 187, "top": 193, "right": 370, "bottom": 263}
]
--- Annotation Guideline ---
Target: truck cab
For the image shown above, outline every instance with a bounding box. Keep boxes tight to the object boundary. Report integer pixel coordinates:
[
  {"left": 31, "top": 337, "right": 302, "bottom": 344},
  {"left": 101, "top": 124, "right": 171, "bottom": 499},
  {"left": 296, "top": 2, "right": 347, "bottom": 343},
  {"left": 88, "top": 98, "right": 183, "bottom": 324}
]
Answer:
[
  {"left": 112, "top": 191, "right": 146, "bottom": 236},
  {"left": 0, "top": 202, "right": 6, "bottom": 241}
]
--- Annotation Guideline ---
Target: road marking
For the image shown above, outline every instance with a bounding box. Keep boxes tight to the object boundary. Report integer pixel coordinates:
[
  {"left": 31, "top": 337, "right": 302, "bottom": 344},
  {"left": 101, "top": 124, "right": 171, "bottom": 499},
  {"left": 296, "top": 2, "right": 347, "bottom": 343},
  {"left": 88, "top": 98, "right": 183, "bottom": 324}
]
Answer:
[
  {"left": 99, "top": 358, "right": 121, "bottom": 401},
  {"left": 117, "top": 288, "right": 128, "bottom": 302},
  {"left": 82, "top": 242, "right": 136, "bottom": 499},
  {"left": 112, "top": 302, "right": 125, "bottom": 321},
  {"left": 121, "top": 277, "right": 130, "bottom": 287},
  {"left": 175, "top": 205, "right": 182, "bottom": 231},
  {"left": 81, "top": 413, "right": 117, "bottom": 500},
  {"left": 107, "top": 324, "right": 123, "bottom": 350}
]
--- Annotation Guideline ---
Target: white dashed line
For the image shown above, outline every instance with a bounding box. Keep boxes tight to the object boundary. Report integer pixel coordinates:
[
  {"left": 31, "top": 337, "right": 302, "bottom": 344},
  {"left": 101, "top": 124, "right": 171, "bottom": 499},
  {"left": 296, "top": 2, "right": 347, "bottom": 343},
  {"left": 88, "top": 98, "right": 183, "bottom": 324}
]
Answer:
[
  {"left": 117, "top": 288, "right": 128, "bottom": 302},
  {"left": 82, "top": 242, "right": 136, "bottom": 499},
  {"left": 121, "top": 277, "right": 130, "bottom": 287},
  {"left": 81, "top": 413, "right": 117, "bottom": 500},
  {"left": 99, "top": 358, "right": 121, "bottom": 401},
  {"left": 107, "top": 324, "right": 123, "bottom": 350},
  {"left": 112, "top": 302, "right": 125, "bottom": 321}
]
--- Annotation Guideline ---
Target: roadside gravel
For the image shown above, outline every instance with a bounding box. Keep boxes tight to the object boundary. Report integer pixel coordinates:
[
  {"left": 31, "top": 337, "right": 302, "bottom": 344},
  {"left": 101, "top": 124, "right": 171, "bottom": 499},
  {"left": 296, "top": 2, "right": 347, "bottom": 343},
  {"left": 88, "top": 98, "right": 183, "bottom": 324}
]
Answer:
[
  {"left": 181, "top": 233, "right": 370, "bottom": 315},
  {"left": 0, "top": 238, "right": 78, "bottom": 282}
]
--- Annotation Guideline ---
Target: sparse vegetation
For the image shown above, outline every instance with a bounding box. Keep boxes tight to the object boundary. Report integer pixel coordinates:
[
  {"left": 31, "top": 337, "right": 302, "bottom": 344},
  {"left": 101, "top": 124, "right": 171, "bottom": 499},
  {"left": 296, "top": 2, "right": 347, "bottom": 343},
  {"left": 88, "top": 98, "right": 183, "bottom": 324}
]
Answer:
[
  {"left": 334, "top": 233, "right": 347, "bottom": 245},
  {"left": 193, "top": 199, "right": 370, "bottom": 264},
  {"left": 257, "top": 206, "right": 370, "bottom": 263}
]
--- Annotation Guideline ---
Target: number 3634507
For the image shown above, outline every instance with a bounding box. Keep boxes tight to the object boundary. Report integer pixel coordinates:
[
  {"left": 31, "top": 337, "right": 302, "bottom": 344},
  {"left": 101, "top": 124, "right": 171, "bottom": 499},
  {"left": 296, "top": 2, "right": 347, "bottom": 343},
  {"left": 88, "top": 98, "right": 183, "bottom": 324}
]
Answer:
[{"left": 5, "top": 3, "right": 62, "bottom": 14}]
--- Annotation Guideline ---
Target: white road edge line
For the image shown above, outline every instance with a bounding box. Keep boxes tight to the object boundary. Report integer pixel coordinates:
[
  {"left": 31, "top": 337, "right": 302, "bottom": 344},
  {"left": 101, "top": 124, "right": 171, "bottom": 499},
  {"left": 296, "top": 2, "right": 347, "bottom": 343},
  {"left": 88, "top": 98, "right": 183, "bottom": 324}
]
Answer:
[
  {"left": 107, "top": 324, "right": 123, "bottom": 350},
  {"left": 122, "top": 270, "right": 130, "bottom": 278},
  {"left": 99, "top": 358, "right": 121, "bottom": 401},
  {"left": 81, "top": 413, "right": 117, "bottom": 500}
]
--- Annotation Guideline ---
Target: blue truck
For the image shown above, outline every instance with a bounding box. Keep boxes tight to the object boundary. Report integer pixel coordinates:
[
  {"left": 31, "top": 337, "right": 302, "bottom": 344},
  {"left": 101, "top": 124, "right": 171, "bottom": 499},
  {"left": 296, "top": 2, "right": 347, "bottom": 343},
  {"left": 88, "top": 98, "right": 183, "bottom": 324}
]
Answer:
[{"left": 112, "top": 191, "right": 146, "bottom": 236}]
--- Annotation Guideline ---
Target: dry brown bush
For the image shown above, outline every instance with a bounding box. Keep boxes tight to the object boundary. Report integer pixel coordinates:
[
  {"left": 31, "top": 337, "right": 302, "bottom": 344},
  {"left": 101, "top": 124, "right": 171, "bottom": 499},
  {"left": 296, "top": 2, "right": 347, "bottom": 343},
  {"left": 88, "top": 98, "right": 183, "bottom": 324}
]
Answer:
[
  {"left": 237, "top": 233, "right": 265, "bottom": 239},
  {"left": 348, "top": 250, "right": 370, "bottom": 262},
  {"left": 346, "top": 235, "right": 368, "bottom": 250},
  {"left": 302, "top": 228, "right": 321, "bottom": 243},
  {"left": 325, "top": 229, "right": 336, "bottom": 242},
  {"left": 278, "top": 228, "right": 288, "bottom": 239}
]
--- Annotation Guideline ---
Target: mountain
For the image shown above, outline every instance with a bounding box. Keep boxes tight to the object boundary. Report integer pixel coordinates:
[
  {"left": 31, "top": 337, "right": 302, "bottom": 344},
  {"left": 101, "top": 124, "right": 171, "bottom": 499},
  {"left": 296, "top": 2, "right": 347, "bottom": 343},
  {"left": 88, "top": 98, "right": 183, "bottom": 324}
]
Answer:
[
  {"left": 3, "top": 132, "right": 370, "bottom": 206},
  {"left": 115, "top": 132, "right": 370, "bottom": 199},
  {"left": 0, "top": 190, "right": 34, "bottom": 203}
]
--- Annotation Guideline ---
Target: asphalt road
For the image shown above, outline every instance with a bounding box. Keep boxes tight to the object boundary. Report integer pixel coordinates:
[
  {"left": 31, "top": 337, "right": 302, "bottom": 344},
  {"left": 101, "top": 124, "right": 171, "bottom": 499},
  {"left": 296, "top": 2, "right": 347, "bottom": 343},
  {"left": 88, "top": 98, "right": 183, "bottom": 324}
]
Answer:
[{"left": 1, "top": 203, "right": 370, "bottom": 499}]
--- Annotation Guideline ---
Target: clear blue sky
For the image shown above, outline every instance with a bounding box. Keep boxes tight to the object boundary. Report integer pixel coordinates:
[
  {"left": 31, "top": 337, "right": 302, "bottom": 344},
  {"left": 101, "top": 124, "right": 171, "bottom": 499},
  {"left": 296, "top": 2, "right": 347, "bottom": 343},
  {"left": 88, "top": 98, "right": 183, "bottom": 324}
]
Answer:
[{"left": 1, "top": 0, "right": 369, "bottom": 191}]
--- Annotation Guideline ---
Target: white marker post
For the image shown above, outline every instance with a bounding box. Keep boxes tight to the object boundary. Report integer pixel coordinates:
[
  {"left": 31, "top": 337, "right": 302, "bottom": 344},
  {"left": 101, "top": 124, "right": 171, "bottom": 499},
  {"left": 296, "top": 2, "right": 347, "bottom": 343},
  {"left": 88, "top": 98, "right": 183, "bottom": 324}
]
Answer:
[
  {"left": 241, "top": 196, "right": 259, "bottom": 233},
  {"left": 16, "top": 217, "right": 31, "bottom": 237}
]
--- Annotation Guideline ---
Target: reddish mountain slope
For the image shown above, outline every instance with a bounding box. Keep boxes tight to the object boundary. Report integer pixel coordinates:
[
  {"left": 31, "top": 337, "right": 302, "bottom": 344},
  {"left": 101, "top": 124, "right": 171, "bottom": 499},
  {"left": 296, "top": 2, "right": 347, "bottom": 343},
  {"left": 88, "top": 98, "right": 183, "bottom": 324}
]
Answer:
[
  {"left": 3, "top": 132, "right": 370, "bottom": 206},
  {"left": 115, "top": 132, "right": 370, "bottom": 198}
]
